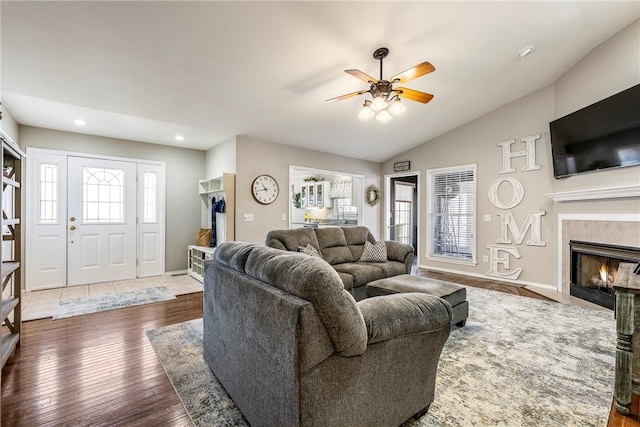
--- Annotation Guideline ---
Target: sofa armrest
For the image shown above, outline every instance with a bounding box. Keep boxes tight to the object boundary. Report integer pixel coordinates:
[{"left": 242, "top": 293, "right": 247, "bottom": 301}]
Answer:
[
  {"left": 385, "top": 240, "right": 415, "bottom": 272},
  {"left": 266, "top": 239, "right": 287, "bottom": 250},
  {"left": 358, "top": 293, "right": 452, "bottom": 344}
]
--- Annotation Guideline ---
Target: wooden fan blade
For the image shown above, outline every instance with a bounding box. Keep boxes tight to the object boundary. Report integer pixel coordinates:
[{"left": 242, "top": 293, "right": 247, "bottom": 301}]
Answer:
[
  {"left": 396, "top": 87, "right": 434, "bottom": 103},
  {"left": 325, "top": 90, "right": 368, "bottom": 103},
  {"left": 345, "top": 69, "right": 378, "bottom": 84},
  {"left": 390, "top": 62, "right": 435, "bottom": 84}
]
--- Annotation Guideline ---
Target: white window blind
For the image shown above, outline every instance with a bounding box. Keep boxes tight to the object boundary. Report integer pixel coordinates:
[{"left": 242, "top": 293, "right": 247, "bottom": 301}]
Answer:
[{"left": 427, "top": 164, "right": 476, "bottom": 263}]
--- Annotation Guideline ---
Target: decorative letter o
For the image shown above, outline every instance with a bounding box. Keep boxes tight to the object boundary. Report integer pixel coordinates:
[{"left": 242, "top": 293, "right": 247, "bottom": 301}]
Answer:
[{"left": 488, "top": 177, "right": 525, "bottom": 209}]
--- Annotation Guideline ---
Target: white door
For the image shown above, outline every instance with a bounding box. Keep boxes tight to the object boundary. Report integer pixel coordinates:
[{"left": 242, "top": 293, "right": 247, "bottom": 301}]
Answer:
[
  {"left": 27, "top": 149, "right": 166, "bottom": 290},
  {"left": 67, "top": 156, "right": 137, "bottom": 286}
]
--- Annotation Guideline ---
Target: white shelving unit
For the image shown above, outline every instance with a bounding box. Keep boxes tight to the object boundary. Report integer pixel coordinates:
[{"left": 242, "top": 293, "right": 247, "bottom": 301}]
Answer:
[
  {"left": 198, "top": 173, "right": 235, "bottom": 242},
  {"left": 1, "top": 129, "right": 24, "bottom": 409},
  {"left": 189, "top": 173, "right": 234, "bottom": 283},
  {"left": 187, "top": 245, "right": 216, "bottom": 282}
]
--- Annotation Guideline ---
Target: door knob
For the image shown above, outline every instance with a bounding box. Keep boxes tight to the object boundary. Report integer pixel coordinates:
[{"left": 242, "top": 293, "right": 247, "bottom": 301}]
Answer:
[
  {"left": 69, "top": 225, "right": 76, "bottom": 231},
  {"left": 70, "top": 216, "right": 76, "bottom": 222}
]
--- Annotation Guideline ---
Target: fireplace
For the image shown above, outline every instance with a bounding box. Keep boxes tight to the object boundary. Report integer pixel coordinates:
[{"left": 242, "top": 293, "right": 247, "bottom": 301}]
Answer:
[{"left": 570, "top": 240, "right": 640, "bottom": 310}]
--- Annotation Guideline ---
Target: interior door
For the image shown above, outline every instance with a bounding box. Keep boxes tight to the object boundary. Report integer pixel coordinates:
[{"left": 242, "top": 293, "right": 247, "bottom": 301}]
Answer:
[{"left": 67, "top": 156, "right": 137, "bottom": 286}]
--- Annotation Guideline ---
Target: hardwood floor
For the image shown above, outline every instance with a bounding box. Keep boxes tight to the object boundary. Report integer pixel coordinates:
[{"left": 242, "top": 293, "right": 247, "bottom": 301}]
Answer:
[
  {"left": 0, "top": 271, "right": 634, "bottom": 426},
  {"left": 1, "top": 292, "right": 202, "bottom": 426},
  {"left": 416, "top": 268, "right": 553, "bottom": 301}
]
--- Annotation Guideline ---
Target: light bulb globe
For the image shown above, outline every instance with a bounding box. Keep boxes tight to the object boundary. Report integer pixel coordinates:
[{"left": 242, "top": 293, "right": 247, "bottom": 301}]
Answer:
[
  {"left": 358, "top": 104, "right": 375, "bottom": 120},
  {"left": 370, "top": 96, "right": 388, "bottom": 112},
  {"left": 376, "top": 109, "right": 393, "bottom": 122},
  {"left": 388, "top": 99, "right": 406, "bottom": 115}
]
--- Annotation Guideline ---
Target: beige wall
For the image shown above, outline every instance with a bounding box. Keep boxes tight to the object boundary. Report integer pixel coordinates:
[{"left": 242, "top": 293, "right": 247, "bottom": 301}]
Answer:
[
  {"left": 19, "top": 126, "right": 205, "bottom": 273},
  {"left": 234, "top": 136, "right": 382, "bottom": 244},
  {"left": 382, "top": 19, "right": 640, "bottom": 288},
  {"left": 0, "top": 105, "right": 19, "bottom": 143},
  {"left": 552, "top": 19, "right": 640, "bottom": 195},
  {"left": 205, "top": 137, "right": 236, "bottom": 178},
  {"left": 385, "top": 85, "right": 557, "bottom": 287}
]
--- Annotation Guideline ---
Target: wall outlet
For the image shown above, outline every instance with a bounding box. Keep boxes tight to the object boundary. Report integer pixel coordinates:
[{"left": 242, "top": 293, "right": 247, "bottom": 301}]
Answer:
[
  {"left": 483, "top": 256, "right": 489, "bottom": 263},
  {"left": 281, "top": 213, "right": 287, "bottom": 221},
  {"left": 483, "top": 214, "right": 492, "bottom": 222},
  {"left": 243, "top": 213, "right": 254, "bottom": 222}
]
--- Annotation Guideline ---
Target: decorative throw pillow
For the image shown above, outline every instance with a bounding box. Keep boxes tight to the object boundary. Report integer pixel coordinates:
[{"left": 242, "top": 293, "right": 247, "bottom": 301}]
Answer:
[
  {"left": 359, "top": 240, "right": 387, "bottom": 263},
  {"left": 298, "top": 243, "right": 322, "bottom": 258}
]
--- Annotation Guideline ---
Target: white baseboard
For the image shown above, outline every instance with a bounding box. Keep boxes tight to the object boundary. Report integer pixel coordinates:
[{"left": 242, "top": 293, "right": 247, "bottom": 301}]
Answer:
[
  {"left": 164, "top": 270, "right": 188, "bottom": 276},
  {"left": 418, "top": 263, "right": 556, "bottom": 291}
]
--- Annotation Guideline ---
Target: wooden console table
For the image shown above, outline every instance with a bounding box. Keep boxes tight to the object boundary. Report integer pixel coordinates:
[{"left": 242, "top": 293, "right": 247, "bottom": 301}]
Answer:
[{"left": 613, "top": 263, "right": 640, "bottom": 414}]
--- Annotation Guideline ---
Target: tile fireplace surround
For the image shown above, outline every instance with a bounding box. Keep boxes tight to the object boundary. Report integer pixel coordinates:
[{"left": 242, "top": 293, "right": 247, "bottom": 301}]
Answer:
[{"left": 560, "top": 216, "right": 640, "bottom": 297}]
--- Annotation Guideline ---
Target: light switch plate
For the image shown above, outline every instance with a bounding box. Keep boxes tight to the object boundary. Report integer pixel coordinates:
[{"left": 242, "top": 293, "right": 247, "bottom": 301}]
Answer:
[
  {"left": 483, "top": 256, "right": 489, "bottom": 263},
  {"left": 243, "top": 213, "right": 254, "bottom": 222},
  {"left": 282, "top": 213, "right": 287, "bottom": 221},
  {"left": 483, "top": 214, "right": 492, "bottom": 222}
]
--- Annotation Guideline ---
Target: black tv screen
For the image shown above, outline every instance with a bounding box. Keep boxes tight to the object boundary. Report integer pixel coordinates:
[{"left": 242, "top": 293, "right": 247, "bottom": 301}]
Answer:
[{"left": 550, "top": 84, "right": 640, "bottom": 178}]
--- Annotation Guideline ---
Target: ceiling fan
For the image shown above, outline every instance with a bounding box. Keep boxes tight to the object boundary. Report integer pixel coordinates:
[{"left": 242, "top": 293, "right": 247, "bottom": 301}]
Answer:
[{"left": 326, "top": 47, "right": 435, "bottom": 121}]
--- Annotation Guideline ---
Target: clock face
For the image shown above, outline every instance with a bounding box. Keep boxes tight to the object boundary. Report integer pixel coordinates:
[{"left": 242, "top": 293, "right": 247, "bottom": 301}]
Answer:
[{"left": 251, "top": 175, "right": 279, "bottom": 205}]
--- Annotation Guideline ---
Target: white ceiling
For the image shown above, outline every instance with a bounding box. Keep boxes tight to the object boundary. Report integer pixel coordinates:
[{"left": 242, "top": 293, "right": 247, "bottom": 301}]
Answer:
[{"left": 2, "top": 2, "right": 638, "bottom": 162}]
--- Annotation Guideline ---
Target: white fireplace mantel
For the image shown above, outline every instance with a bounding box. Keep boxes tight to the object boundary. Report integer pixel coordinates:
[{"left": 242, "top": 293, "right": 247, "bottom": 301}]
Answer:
[{"left": 546, "top": 184, "right": 640, "bottom": 202}]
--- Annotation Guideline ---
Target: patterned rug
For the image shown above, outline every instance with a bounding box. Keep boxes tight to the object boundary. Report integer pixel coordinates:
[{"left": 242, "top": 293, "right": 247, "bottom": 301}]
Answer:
[
  {"left": 146, "top": 287, "right": 616, "bottom": 427},
  {"left": 53, "top": 285, "right": 176, "bottom": 319}
]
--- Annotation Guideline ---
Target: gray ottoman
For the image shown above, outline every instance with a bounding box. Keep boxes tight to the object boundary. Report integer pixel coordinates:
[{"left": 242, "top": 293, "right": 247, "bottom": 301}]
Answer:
[{"left": 366, "top": 274, "right": 469, "bottom": 327}]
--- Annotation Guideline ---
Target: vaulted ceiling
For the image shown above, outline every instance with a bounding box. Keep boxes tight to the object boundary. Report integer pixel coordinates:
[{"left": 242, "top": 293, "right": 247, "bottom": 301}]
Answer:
[{"left": 2, "top": 2, "right": 638, "bottom": 162}]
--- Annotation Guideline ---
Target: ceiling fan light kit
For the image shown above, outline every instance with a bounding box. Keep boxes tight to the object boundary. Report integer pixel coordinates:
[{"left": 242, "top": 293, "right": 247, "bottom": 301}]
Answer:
[
  {"left": 358, "top": 100, "right": 375, "bottom": 120},
  {"left": 327, "top": 47, "right": 435, "bottom": 122}
]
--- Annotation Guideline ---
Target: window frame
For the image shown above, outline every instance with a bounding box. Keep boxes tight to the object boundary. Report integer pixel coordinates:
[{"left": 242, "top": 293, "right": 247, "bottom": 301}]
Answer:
[{"left": 426, "top": 164, "right": 477, "bottom": 265}]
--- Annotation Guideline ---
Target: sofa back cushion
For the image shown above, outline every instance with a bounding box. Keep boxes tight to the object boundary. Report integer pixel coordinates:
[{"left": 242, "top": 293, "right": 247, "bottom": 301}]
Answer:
[
  {"left": 214, "top": 242, "right": 368, "bottom": 357},
  {"left": 315, "top": 227, "right": 354, "bottom": 265},
  {"left": 266, "top": 228, "right": 321, "bottom": 253},
  {"left": 342, "top": 226, "right": 376, "bottom": 261}
]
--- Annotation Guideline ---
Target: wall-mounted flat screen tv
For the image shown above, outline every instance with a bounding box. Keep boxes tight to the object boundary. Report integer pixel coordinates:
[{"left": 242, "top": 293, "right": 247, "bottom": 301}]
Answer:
[{"left": 550, "top": 83, "right": 640, "bottom": 179}]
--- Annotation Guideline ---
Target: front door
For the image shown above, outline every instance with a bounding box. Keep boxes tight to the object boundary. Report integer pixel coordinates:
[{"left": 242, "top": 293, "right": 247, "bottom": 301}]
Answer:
[
  {"left": 67, "top": 156, "right": 137, "bottom": 286},
  {"left": 26, "top": 149, "right": 165, "bottom": 290}
]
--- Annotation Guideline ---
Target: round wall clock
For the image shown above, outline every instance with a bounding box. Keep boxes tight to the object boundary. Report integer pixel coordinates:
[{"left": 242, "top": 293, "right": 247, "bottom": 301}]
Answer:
[{"left": 251, "top": 175, "right": 279, "bottom": 205}]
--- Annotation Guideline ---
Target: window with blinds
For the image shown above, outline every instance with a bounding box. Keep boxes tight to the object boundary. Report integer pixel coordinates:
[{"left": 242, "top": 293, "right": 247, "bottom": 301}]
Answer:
[{"left": 427, "top": 164, "right": 476, "bottom": 263}]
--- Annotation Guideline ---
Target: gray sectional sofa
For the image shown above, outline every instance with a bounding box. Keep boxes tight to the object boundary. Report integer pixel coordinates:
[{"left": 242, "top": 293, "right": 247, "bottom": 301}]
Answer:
[
  {"left": 266, "top": 226, "right": 414, "bottom": 300},
  {"left": 203, "top": 242, "right": 453, "bottom": 427}
]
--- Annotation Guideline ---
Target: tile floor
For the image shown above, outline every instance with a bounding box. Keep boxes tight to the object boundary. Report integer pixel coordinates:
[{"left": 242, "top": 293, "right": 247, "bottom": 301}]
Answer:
[{"left": 21, "top": 274, "right": 202, "bottom": 321}]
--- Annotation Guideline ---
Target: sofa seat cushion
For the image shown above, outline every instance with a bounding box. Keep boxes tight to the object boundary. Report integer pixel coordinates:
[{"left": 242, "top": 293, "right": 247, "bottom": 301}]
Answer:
[
  {"left": 333, "top": 263, "right": 384, "bottom": 288},
  {"left": 316, "top": 228, "right": 354, "bottom": 265},
  {"left": 365, "top": 261, "right": 407, "bottom": 279}
]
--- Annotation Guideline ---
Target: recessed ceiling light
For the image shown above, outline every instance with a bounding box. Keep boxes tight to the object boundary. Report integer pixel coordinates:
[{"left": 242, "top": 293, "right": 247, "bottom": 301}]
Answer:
[
  {"left": 175, "top": 134, "right": 184, "bottom": 141},
  {"left": 74, "top": 119, "right": 86, "bottom": 126},
  {"left": 518, "top": 46, "right": 535, "bottom": 58}
]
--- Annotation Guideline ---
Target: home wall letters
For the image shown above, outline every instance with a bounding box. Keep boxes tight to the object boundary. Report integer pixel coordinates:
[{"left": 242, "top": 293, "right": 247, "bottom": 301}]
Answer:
[{"left": 487, "top": 135, "right": 546, "bottom": 280}]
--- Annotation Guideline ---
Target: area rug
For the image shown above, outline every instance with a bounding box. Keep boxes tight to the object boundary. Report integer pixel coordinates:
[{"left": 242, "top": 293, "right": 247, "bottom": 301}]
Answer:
[
  {"left": 146, "top": 287, "right": 616, "bottom": 427},
  {"left": 53, "top": 285, "right": 176, "bottom": 319}
]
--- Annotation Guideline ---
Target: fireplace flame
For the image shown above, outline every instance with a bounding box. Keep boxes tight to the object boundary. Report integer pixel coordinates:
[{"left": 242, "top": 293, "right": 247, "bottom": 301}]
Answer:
[{"left": 599, "top": 264, "right": 608, "bottom": 282}]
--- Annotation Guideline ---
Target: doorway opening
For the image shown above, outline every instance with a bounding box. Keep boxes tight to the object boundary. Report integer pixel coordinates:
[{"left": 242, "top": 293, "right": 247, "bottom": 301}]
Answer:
[
  {"left": 289, "top": 165, "right": 364, "bottom": 229},
  {"left": 385, "top": 172, "right": 419, "bottom": 262}
]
